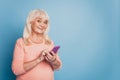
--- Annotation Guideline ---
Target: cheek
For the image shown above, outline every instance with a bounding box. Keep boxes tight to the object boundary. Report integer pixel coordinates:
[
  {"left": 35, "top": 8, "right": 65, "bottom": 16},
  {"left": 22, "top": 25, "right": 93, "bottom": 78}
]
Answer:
[
  {"left": 31, "top": 26, "right": 34, "bottom": 32},
  {"left": 45, "top": 27, "right": 49, "bottom": 32},
  {"left": 31, "top": 24, "right": 36, "bottom": 31},
  {"left": 45, "top": 25, "right": 48, "bottom": 29},
  {"left": 31, "top": 22, "right": 37, "bottom": 28}
]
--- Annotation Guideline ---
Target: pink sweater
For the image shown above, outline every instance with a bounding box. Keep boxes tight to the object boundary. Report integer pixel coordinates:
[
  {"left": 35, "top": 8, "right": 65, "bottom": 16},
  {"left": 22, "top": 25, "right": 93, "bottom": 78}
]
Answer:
[{"left": 12, "top": 38, "right": 62, "bottom": 80}]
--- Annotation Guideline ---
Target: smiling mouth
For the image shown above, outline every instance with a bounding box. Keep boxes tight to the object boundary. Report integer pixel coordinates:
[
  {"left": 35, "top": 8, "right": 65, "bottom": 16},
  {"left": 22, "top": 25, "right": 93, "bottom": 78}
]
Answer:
[{"left": 37, "top": 26, "right": 44, "bottom": 30}]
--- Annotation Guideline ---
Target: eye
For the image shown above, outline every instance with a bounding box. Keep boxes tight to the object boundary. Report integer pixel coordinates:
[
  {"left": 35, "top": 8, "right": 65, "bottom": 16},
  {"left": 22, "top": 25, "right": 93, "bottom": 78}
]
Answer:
[
  {"left": 37, "top": 19, "right": 41, "bottom": 22},
  {"left": 44, "top": 20, "right": 48, "bottom": 24}
]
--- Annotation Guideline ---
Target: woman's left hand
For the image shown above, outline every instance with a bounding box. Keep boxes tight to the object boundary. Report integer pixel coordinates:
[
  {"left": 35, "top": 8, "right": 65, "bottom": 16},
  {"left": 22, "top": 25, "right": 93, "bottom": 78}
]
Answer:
[
  {"left": 43, "top": 49, "right": 62, "bottom": 70},
  {"left": 43, "top": 50, "right": 57, "bottom": 63}
]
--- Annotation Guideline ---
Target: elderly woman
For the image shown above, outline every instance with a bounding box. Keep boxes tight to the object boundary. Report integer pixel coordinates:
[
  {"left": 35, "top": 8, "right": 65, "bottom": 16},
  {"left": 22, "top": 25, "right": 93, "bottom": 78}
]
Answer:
[{"left": 12, "top": 9, "right": 62, "bottom": 80}]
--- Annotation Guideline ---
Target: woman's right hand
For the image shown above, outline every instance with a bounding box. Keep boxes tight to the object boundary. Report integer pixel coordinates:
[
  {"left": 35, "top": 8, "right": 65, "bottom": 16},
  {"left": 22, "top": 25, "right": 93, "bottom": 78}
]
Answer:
[{"left": 38, "top": 51, "right": 45, "bottom": 62}]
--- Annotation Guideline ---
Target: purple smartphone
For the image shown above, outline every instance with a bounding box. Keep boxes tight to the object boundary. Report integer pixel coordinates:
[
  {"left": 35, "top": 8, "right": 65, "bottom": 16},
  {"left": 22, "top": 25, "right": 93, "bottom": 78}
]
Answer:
[{"left": 51, "top": 46, "right": 60, "bottom": 53}]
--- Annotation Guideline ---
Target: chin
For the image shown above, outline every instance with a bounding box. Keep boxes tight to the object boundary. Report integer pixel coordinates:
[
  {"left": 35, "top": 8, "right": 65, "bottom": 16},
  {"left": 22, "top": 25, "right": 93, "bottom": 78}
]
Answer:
[
  {"left": 35, "top": 29, "right": 45, "bottom": 34},
  {"left": 37, "top": 31, "right": 45, "bottom": 34}
]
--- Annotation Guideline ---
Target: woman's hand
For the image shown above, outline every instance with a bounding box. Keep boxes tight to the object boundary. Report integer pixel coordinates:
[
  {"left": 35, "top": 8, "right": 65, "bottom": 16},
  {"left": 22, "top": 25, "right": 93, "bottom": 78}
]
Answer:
[
  {"left": 43, "top": 50, "right": 57, "bottom": 62},
  {"left": 42, "top": 49, "right": 62, "bottom": 70},
  {"left": 38, "top": 50, "right": 46, "bottom": 61}
]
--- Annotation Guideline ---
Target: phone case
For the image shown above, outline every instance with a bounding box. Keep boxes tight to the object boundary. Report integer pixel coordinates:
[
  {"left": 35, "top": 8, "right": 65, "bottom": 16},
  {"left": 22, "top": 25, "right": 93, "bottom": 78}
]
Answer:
[{"left": 51, "top": 46, "right": 60, "bottom": 53}]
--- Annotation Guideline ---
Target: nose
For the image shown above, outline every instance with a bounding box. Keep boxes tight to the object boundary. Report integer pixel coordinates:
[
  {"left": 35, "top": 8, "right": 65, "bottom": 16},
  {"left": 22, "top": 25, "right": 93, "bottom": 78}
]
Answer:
[
  {"left": 40, "top": 22, "right": 45, "bottom": 27},
  {"left": 40, "top": 22, "right": 47, "bottom": 29}
]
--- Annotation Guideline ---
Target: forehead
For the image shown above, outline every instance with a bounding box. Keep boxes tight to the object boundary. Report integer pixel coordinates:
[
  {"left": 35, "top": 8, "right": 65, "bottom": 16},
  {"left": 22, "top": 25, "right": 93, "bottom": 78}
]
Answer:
[
  {"left": 37, "top": 16, "right": 48, "bottom": 20},
  {"left": 35, "top": 11, "right": 48, "bottom": 18}
]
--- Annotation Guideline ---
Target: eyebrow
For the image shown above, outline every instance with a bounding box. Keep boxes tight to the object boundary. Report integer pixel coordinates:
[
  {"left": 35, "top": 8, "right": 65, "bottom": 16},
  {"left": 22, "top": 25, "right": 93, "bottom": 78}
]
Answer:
[
  {"left": 36, "top": 17, "right": 48, "bottom": 21},
  {"left": 36, "top": 17, "right": 42, "bottom": 20}
]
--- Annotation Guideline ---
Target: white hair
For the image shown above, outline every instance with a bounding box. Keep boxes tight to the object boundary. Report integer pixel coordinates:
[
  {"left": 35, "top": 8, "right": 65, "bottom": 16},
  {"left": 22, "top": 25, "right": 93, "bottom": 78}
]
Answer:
[{"left": 23, "top": 9, "right": 51, "bottom": 45}]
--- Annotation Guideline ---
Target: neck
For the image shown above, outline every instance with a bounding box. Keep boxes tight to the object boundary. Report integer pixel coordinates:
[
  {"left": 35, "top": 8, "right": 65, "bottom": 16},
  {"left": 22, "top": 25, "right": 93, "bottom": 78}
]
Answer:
[{"left": 29, "top": 32, "right": 45, "bottom": 44}]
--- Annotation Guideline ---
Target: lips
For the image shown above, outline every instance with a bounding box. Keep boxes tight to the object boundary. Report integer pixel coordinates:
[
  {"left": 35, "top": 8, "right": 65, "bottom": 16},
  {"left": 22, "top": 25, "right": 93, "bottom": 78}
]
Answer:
[{"left": 37, "top": 26, "right": 44, "bottom": 30}]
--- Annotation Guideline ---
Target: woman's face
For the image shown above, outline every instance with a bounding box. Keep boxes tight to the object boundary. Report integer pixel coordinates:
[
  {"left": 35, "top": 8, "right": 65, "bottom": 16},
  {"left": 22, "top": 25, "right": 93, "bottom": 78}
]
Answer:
[{"left": 31, "top": 14, "right": 48, "bottom": 34}]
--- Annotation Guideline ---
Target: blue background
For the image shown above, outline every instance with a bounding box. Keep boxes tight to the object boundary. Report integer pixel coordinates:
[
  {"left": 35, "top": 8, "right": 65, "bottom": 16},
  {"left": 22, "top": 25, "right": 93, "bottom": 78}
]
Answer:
[{"left": 0, "top": 0, "right": 119, "bottom": 80}]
